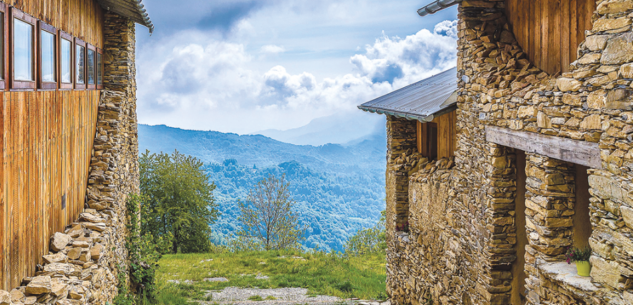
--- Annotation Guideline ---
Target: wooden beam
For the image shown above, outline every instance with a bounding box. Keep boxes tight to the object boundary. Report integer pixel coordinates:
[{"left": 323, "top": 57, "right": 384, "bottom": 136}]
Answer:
[{"left": 485, "top": 126, "right": 602, "bottom": 169}]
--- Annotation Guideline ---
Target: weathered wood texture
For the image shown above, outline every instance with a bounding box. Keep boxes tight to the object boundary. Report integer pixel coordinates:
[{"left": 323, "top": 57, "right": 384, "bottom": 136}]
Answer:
[
  {"left": 0, "top": 90, "right": 100, "bottom": 290},
  {"left": 505, "top": 0, "right": 596, "bottom": 75},
  {"left": 4, "top": 0, "right": 104, "bottom": 48},
  {"left": 0, "top": 0, "right": 104, "bottom": 290},
  {"left": 485, "top": 126, "right": 602, "bottom": 169},
  {"left": 417, "top": 110, "right": 456, "bottom": 160}
]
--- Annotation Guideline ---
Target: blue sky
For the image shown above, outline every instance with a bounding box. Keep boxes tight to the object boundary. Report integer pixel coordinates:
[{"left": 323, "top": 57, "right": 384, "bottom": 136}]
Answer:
[{"left": 135, "top": 0, "right": 458, "bottom": 134}]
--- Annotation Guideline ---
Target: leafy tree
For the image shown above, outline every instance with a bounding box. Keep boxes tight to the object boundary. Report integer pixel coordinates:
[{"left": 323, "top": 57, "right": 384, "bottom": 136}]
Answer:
[
  {"left": 140, "top": 150, "right": 219, "bottom": 253},
  {"left": 236, "top": 174, "right": 304, "bottom": 250},
  {"left": 344, "top": 210, "right": 386, "bottom": 256}
]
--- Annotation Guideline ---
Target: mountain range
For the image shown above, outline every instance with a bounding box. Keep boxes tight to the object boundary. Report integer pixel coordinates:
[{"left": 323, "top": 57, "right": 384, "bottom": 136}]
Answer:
[{"left": 138, "top": 116, "right": 386, "bottom": 251}]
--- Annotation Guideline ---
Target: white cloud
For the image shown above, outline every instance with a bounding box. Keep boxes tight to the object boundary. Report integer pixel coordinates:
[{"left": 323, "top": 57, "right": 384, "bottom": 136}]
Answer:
[
  {"left": 137, "top": 19, "right": 458, "bottom": 134},
  {"left": 260, "top": 45, "right": 286, "bottom": 54}
]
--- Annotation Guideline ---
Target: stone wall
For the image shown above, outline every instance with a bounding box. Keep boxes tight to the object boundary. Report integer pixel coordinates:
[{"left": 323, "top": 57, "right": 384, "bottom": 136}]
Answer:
[
  {"left": 0, "top": 13, "right": 139, "bottom": 305},
  {"left": 385, "top": 0, "right": 633, "bottom": 304}
]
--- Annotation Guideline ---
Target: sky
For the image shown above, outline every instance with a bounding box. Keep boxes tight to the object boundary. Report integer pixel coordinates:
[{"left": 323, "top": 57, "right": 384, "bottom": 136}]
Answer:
[{"left": 135, "top": 0, "right": 458, "bottom": 135}]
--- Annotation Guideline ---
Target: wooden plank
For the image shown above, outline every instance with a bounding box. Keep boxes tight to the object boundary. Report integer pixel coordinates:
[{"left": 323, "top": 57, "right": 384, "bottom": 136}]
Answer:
[
  {"left": 486, "top": 126, "right": 602, "bottom": 169},
  {"left": 561, "top": 0, "right": 570, "bottom": 72}
]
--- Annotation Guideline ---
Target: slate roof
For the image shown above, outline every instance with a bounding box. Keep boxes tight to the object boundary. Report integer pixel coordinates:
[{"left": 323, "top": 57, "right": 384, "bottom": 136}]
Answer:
[
  {"left": 97, "top": 0, "right": 154, "bottom": 33},
  {"left": 357, "top": 67, "right": 458, "bottom": 122}
]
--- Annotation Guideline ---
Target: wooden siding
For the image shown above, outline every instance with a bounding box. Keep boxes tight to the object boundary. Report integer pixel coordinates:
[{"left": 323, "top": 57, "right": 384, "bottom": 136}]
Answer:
[
  {"left": 0, "top": 90, "right": 100, "bottom": 290},
  {"left": 505, "top": 0, "right": 596, "bottom": 75},
  {"left": 417, "top": 110, "right": 457, "bottom": 160},
  {"left": 0, "top": 0, "right": 105, "bottom": 290},
  {"left": 4, "top": 0, "right": 104, "bottom": 48}
]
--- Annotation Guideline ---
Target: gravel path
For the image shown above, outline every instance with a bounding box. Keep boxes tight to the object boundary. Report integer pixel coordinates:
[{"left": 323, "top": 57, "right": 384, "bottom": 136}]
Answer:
[{"left": 198, "top": 287, "right": 390, "bottom": 305}]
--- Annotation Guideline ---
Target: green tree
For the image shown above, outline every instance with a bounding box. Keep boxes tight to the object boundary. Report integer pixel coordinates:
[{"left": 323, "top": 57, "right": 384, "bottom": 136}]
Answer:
[
  {"left": 140, "top": 150, "right": 218, "bottom": 253},
  {"left": 236, "top": 174, "right": 304, "bottom": 250},
  {"left": 344, "top": 210, "right": 386, "bottom": 256}
]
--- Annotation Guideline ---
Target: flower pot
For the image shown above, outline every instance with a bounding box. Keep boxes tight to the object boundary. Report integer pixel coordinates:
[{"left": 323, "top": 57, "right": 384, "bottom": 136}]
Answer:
[{"left": 576, "top": 261, "right": 591, "bottom": 277}]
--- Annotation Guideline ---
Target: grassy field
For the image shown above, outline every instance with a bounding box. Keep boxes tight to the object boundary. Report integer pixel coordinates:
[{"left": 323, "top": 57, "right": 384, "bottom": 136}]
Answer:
[{"left": 154, "top": 250, "right": 387, "bottom": 304}]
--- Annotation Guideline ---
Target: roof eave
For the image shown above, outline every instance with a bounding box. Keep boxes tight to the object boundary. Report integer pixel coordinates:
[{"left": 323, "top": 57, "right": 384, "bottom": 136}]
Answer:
[
  {"left": 98, "top": 0, "right": 154, "bottom": 33},
  {"left": 358, "top": 102, "right": 457, "bottom": 123},
  {"left": 417, "top": 0, "right": 461, "bottom": 17}
]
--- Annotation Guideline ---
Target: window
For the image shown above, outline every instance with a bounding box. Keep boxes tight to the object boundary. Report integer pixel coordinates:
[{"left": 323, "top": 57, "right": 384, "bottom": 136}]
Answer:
[
  {"left": 0, "top": 4, "right": 8, "bottom": 89},
  {"left": 87, "top": 44, "right": 95, "bottom": 89},
  {"left": 11, "top": 8, "right": 36, "bottom": 90},
  {"left": 75, "top": 38, "right": 85, "bottom": 89},
  {"left": 39, "top": 21, "right": 56, "bottom": 89},
  {"left": 96, "top": 48, "right": 103, "bottom": 89},
  {"left": 59, "top": 31, "right": 72, "bottom": 90}
]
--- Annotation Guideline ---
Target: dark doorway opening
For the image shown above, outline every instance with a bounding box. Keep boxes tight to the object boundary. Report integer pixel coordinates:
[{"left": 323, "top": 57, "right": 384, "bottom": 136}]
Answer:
[{"left": 512, "top": 150, "right": 527, "bottom": 305}]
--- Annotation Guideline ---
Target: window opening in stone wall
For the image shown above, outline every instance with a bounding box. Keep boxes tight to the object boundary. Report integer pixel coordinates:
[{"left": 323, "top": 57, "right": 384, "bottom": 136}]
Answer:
[
  {"left": 511, "top": 150, "right": 528, "bottom": 305},
  {"left": 573, "top": 164, "right": 592, "bottom": 250},
  {"left": 416, "top": 111, "right": 456, "bottom": 161}
]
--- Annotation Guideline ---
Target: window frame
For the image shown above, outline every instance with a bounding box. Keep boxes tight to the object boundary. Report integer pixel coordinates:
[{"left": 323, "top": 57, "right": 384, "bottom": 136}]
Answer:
[
  {"left": 74, "top": 37, "right": 85, "bottom": 90},
  {"left": 58, "top": 30, "right": 73, "bottom": 90},
  {"left": 86, "top": 43, "right": 96, "bottom": 90},
  {"left": 10, "top": 7, "right": 37, "bottom": 91},
  {"left": 38, "top": 21, "right": 57, "bottom": 90},
  {"left": 96, "top": 47, "right": 103, "bottom": 90},
  {"left": 0, "top": 4, "right": 8, "bottom": 90}
]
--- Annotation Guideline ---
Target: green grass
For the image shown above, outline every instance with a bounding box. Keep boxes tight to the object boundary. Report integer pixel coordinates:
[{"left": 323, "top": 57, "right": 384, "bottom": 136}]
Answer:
[{"left": 154, "top": 250, "right": 386, "bottom": 304}]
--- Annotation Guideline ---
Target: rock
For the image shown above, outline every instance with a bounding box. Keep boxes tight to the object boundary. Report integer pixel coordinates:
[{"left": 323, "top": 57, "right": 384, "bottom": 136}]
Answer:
[
  {"left": 204, "top": 277, "right": 229, "bottom": 282},
  {"left": 67, "top": 247, "right": 82, "bottom": 260},
  {"left": 590, "top": 256, "right": 623, "bottom": 288},
  {"left": 23, "top": 296, "right": 36, "bottom": 304},
  {"left": 621, "top": 205, "right": 633, "bottom": 229},
  {"left": 65, "top": 224, "right": 84, "bottom": 238},
  {"left": 50, "top": 232, "right": 72, "bottom": 252},
  {"left": 83, "top": 222, "right": 106, "bottom": 232},
  {"left": 588, "top": 90, "right": 607, "bottom": 109},
  {"left": 556, "top": 78, "right": 582, "bottom": 92},
  {"left": 43, "top": 263, "right": 78, "bottom": 276},
  {"left": 620, "top": 62, "right": 633, "bottom": 78},
  {"left": 43, "top": 252, "right": 67, "bottom": 264},
  {"left": 51, "top": 279, "right": 68, "bottom": 297},
  {"left": 10, "top": 289, "right": 24, "bottom": 303},
  {"left": 577, "top": 53, "right": 601, "bottom": 64},
  {"left": 580, "top": 115, "right": 601, "bottom": 130},
  {"left": 91, "top": 244, "right": 103, "bottom": 260},
  {"left": 79, "top": 212, "right": 104, "bottom": 223},
  {"left": 597, "top": 0, "right": 633, "bottom": 14},
  {"left": 25, "top": 276, "right": 52, "bottom": 295},
  {"left": 602, "top": 33, "right": 633, "bottom": 65},
  {"left": 593, "top": 17, "right": 632, "bottom": 32},
  {"left": 0, "top": 290, "right": 10, "bottom": 305},
  {"left": 585, "top": 35, "right": 610, "bottom": 51}
]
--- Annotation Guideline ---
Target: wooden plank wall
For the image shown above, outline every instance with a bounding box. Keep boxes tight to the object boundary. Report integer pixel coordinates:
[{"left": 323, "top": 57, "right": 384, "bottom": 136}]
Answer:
[
  {"left": 505, "top": 0, "right": 596, "bottom": 75},
  {"left": 5, "top": 0, "right": 104, "bottom": 48},
  {"left": 0, "top": 0, "right": 104, "bottom": 290},
  {"left": 417, "top": 110, "right": 457, "bottom": 160},
  {"left": 0, "top": 91, "right": 99, "bottom": 290}
]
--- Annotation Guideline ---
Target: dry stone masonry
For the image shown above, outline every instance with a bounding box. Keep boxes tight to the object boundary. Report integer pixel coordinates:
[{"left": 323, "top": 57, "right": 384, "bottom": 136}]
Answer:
[
  {"left": 385, "top": 0, "right": 633, "bottom": 304},
  {"left": 0, "top": 13, "right": 140, "bottom": 305}
]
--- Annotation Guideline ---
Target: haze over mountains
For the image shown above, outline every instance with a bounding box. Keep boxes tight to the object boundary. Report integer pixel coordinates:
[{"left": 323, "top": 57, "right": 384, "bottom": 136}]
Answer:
[
  {"left": 256, "top": 112, "right": 385, "bottom": 146},
  {"left": 138, "top": 114, "right": 387, "bottom": 251}
]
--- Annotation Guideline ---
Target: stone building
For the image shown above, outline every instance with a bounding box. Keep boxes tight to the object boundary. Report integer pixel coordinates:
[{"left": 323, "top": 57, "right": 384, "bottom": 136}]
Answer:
[
  {"left": 0, "top": 0, "right": 150, "bottom": 304},
  {"left": 360, "top": 0, "right": 633, "bottom": 304}
]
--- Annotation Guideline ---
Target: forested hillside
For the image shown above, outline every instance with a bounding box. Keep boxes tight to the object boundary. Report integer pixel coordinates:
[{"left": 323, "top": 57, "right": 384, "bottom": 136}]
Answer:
[{"left": 138, "top": 124, "right": 386, "bottom": 251}]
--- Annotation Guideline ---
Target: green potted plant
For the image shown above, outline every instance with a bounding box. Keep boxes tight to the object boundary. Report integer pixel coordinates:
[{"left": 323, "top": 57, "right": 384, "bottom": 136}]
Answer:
[{"left": 566, "top": 246, "right": 592, "bottom": 277}]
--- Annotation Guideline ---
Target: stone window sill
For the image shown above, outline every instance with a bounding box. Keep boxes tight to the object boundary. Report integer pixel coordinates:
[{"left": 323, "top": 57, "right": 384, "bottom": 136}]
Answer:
[
  {"left": 395, "top": 231, "right": 410, "bottom": 243},
  {"left": 537, "top": 261, "right": 599, "bottom": 293}
]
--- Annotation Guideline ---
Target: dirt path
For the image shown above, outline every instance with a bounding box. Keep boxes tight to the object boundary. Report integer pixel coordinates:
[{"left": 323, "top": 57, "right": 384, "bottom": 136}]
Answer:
[{"left": 198, "top": 287, "right": 391, "bottom": 305}]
